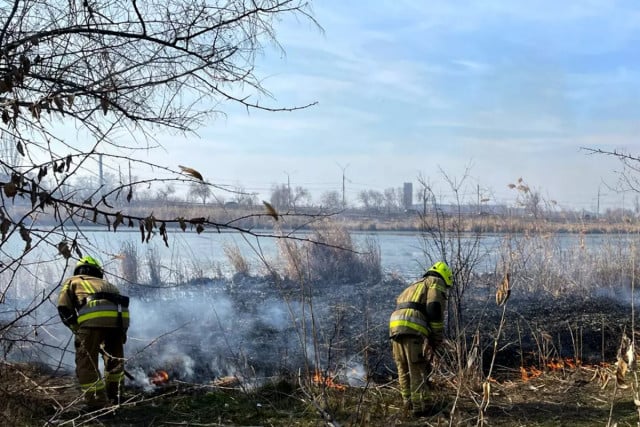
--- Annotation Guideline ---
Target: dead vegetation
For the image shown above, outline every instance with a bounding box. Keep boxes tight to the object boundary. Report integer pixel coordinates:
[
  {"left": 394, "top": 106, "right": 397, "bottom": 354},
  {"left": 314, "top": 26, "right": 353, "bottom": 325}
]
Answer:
[
  {"left": 3, "top": 285, "right": 640, "bottom": 426},
  {"left": 2, "top": 339, "right": 640, "bottom": 427},
  {"left": 3, "top": 206, "right": 640, "bottom": 426}
]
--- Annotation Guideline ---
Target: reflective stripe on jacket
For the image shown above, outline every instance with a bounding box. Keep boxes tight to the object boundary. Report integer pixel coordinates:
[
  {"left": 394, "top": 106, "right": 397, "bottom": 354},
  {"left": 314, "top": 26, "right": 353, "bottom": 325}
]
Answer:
[
  {"left": 77, "top": 300, "right": 130, "bottom": 325},
  {"left": 389, "top": 275, "right": 447, "bottom": 339},
  {"left": 424, "top": 278, "right": 447, "bottom": 343},
  {"left": 57, "top": 275, "right": 130, "bottom": 329}
]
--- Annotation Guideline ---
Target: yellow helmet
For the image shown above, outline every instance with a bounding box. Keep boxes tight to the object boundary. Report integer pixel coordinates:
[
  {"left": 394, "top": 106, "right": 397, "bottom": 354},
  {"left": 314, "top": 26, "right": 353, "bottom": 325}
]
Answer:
[
  {"left": 74, "top": 255, "right": 103, "bottom": 277},
  {"left": 426, "top": 261, "right": 453, "bottom": 287}
]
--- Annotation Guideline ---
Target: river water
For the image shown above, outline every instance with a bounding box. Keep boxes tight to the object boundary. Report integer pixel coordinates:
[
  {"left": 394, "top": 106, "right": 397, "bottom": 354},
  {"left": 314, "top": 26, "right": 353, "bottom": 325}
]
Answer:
[{"left": 31, "top": 228, "right": 631, "bottom": 282}]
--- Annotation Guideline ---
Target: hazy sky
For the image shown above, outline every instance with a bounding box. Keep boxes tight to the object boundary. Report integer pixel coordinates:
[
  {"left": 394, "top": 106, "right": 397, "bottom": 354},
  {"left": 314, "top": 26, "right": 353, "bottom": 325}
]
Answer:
[{"left": 150, "top": 1, "right": 639, "bottom": 211}]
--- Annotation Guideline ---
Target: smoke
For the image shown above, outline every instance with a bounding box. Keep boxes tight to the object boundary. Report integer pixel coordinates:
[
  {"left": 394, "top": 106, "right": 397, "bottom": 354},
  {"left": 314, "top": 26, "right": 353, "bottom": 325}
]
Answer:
[
  {"left": 127, "top": 366, "right": 158, "bottom": 392},
  {"left": 2, "top": 259, "right": 397, "bottom": 390},
  {"left": 120, "top": 277, "right": 355, "bottom": 385},
  {"left": 5, "top": 229, "right": 640, "bottom": 393},
  {"left": 340, "top": 358, "right": 367, "bottom": 387}
]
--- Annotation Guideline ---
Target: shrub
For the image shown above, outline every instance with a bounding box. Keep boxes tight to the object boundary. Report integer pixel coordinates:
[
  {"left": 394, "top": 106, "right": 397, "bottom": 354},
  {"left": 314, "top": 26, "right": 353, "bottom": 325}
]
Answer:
[{"left": 278, "top": 221, "right": 382, "bottom": 285}]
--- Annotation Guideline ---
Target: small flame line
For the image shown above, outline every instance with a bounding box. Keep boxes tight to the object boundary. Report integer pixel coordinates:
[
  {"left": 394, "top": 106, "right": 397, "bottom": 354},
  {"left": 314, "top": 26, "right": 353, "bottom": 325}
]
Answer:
[
  {"left": 312, "top": 370, "right": 347, "bottom": 391},
  {"left": 150, "top": 369, "right": 169, "bottom": 385}
]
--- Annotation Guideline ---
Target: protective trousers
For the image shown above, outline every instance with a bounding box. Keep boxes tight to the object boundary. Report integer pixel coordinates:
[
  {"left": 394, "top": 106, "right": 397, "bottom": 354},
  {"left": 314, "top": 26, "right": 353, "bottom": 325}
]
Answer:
[
  {"left": 74, "top": 327, "right": 125, "bottom": 407},
  {"left": 392, "top": 334, "right": 430, "bottom": 413}
]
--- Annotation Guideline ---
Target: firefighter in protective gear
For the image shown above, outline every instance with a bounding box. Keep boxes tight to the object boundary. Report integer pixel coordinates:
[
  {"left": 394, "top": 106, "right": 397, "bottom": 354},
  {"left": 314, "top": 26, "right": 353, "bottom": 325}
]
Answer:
[
  {"left": 389, "top": 261, "right": 453, "bottom": 416},
  {"left": 58, "top": 256, "right": 130, "bottom": 408}
]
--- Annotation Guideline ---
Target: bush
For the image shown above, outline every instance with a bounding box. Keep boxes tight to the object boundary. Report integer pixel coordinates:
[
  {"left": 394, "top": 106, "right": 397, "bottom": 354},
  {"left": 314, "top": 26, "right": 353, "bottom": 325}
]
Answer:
[{"left": 279, "top": 221, "right": 382, "bottom": 285}]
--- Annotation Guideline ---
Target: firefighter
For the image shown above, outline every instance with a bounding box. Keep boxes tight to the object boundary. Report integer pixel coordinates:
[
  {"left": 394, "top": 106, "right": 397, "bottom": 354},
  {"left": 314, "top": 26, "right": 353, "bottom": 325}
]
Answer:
[
  {"left": 389, "top": 261, "right": 453, "bottom": 417},
  {"left": 58, "top": 256, "right": 130, "bottom": 408}
]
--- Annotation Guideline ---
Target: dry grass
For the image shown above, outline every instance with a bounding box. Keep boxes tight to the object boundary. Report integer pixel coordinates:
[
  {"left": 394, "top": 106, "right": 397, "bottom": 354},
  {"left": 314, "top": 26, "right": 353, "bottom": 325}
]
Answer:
[
  {"left": 277, "top": 220, "right": 382, "bottom": 285},
  {"left": 223, "top": 241, "right": 251, "bottom": 277},
  {"left": 2, "top": 209, "right": 640, "bottom": 426},
  {"left": 119, "top": 241, "right": 138, "bottom": 284},
  {"left": 3, "top": 357, "right": 640, "bottom": 426}
]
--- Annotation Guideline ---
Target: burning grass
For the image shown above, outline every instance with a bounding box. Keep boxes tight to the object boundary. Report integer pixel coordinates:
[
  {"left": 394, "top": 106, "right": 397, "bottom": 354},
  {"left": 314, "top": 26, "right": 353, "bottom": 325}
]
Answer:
[
  {"left": 3, "top": 358, "right": 640, "bottom": 426},
  {"left": 6, "top": 272, "right": 637, "bottom": 425},
  {"left": 3, "top": 288, "right": 640, "bottom": 427}
]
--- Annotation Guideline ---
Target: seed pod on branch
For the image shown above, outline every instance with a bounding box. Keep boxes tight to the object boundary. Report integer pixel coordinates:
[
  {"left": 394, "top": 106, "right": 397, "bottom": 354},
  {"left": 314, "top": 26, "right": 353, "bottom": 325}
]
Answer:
[
  {"left": 37, "top": 166, "right": 47, "bottom": 182},
  {"left": 38, "top": 191, "right": 52, "bottom": 210},
  {"left": 178, "top": 165, "right": 203, "bottom": 181},
  {"left": 57, "top": 241, "right": 71, "bottom": 259},
  {"left": 53, "top": 96, "right": 64, "bottom": 113},
  {"left": 263, "top": 201, "right": 278, "bottom": 221},
  {"left": 0, "top": 218, "right": 11, "bottom": 241},
  {"left": 3, "top": 182, "right": 17, "bottom": 198},
  {"left": 30, "top": 180, "right": 37, "bottom": 208},
  {"left": 100, "top": 96, "right": 109, "bottom": 115},
  {"left": 144, "top": 215, "right": 155, "bottom": 242},
  {"left": 19, "top": 225, "right": 31, "bottom": 252},
  {"left": 159, "top": 222, "right": 168, "bottom": 247},
  {"left": 113, "top": 212, "right": 124, "bottom": 232}
]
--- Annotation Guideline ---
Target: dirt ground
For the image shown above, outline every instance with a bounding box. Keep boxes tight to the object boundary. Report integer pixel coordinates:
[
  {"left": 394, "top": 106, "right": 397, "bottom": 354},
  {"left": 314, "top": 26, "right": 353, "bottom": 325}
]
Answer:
[
  {"left": 2, "top": 358, "right": 640, "bottom": 426},
  {"left": 443, "top": 366, "right": 639, "bottom": 427}
]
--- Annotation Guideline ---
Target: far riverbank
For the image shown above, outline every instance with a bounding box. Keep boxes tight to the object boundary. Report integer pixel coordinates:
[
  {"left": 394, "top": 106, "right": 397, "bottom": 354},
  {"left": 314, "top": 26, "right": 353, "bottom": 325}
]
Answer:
[{"left": 9, "top": 201, "right": 640, "bottom": 235}]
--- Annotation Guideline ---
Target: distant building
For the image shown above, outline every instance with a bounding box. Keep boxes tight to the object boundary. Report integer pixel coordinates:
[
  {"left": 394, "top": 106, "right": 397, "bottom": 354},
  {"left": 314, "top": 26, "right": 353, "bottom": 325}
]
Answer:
[{"left": 403, "top": 182, "right": 413, "bottom": 210}]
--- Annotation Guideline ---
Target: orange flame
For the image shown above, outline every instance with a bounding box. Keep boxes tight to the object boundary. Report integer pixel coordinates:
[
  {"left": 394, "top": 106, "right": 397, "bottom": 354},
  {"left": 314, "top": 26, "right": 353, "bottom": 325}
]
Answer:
[
  {"left": 546, "top": 357, "right": 581, "bottom": 371},
  {"left": 521, "top": 357, "right": 584, "bottom": 381},
  {"left": 312, "top": 370, "right": 347, "bottom": 391},
  {"left": 565, "top": 358, "right": 578, "bottom": 369},
  {"left": 547, "top": 360, "right": 564, "bottom": 370},
  {"left": 520, "top": 366, "right": 543, "bottom": 382},
  {"left": 150, "top": 369, "right": 169, "bottom": 385}
]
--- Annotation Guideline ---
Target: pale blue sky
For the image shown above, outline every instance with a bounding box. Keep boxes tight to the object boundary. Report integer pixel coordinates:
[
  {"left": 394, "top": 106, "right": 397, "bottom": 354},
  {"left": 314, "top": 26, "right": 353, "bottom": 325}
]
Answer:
[{"left": 152, "top": 1, "right": 639, "bottom": 211}]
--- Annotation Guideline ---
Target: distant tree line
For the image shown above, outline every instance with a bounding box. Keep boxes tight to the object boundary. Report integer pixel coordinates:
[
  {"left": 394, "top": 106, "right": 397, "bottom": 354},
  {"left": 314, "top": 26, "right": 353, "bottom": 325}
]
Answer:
[{"left": 18, "top": 170, "right": 626, "bottom": 224}]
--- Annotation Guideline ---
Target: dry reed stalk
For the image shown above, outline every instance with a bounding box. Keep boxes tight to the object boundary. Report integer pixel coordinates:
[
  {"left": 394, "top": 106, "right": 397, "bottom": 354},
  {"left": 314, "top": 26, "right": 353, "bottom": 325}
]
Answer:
[{"left": 223, "top": 242, "right": 250, "bottom": 276}]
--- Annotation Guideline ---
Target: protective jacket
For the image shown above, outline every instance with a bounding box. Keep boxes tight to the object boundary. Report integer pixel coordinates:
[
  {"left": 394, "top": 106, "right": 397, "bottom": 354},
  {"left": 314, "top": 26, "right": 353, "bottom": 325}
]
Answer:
[
  {"left": 57, "top": 275, "right": 130, "bottom": 330},
  {"left": 389, "top": 274, "right": 447, "bottom": 345}
]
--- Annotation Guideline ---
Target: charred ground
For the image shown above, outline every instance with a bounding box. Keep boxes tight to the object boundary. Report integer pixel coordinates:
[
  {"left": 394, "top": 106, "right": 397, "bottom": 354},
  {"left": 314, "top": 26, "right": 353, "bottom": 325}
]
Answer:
[{"left": 2, "top": 280, "right": 639, "bottom": 426}]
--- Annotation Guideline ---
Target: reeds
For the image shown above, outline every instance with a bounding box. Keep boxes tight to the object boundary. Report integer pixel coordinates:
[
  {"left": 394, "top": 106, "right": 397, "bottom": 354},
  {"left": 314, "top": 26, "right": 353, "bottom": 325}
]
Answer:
[{"left": 277, "top": 221, "right": 382, "bottom": 285}]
